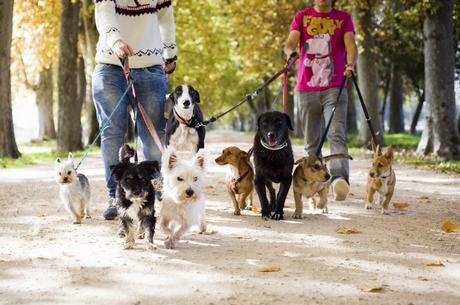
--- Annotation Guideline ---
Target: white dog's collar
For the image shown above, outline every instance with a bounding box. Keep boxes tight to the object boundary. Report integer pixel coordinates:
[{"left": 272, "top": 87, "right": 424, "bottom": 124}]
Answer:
[
  {"left": 260, "top": 139, "right": 288, "bottom": 151},
  {"left": 173, "top": 106, "right": 193, "bottom": 121}
]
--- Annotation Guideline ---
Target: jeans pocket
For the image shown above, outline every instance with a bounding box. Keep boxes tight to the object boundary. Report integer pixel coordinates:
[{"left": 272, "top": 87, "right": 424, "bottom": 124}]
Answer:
[{"left": 146, "top": 65, "right": 165, "bottom": 77}]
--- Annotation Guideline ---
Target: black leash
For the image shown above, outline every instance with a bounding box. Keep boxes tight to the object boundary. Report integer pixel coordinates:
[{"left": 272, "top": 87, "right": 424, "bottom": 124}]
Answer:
[
  {"left": 350, "top": 71, "right": 379, "bottom": 146},
  {"left": 201, "top": 52, "right": 299, "bottom": 126}
]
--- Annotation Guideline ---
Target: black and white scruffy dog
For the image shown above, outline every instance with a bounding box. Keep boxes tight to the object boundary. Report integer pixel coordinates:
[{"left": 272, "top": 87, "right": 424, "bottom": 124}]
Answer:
[
  {"left": 110, "top": 144, "right": 160, "bottom": 250},
  {"left": 165, "top": 85, "right": 205, "bottom": 152},
  {"left": 54, "top": 153, "right": 91, "bottom": 224}
]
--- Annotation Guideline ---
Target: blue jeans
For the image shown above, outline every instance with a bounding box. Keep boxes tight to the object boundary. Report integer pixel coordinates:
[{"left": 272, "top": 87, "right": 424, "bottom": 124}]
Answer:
[{"left": 92, "top": 63, "right": 167, "bottom": 198}]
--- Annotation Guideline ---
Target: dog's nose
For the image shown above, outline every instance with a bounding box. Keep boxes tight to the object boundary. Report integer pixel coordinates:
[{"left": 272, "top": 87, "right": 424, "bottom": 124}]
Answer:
[
  {"left": 325, "top": 173, "right": 331, "bottom": 180},
  {"left": 183, "top": 100, "right": 190, "bottom": 107},
  {"left": 185, "top": 188, "right": 194, "bottom": 197},
  {"left": 267, "top": 132, "right": 275, "bottom": 139},
  {"left": 369, "top": 172, "right": 375, "bottom": 178},
  {"left": 63, "top": 177, "right": 68, "bottom": 182}
]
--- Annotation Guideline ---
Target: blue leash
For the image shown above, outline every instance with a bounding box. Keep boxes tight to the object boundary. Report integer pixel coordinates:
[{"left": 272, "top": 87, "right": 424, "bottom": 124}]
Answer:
[{"left": 75, "top": 82, "right": 133, "bottom": 171}]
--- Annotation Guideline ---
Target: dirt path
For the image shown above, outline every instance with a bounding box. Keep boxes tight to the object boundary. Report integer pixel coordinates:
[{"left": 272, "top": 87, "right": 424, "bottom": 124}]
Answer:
[{"left": 1, "top": 130, "right": 459, "bottom": 305}]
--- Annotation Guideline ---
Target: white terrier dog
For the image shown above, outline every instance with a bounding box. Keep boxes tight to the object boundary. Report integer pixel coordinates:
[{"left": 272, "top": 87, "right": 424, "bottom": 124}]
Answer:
[
  {"left": 159, "top": 147, "right": 207, "bottom": 249},
  {"left": 54, "top": 153, "right": 91, "bottom": 224}
]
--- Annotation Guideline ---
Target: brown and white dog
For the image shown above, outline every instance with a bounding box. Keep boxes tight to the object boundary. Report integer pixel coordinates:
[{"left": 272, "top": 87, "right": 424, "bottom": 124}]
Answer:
[
  {"left": 365, "top": 145, "right": 396, "bottom": 214},
  {"left": 292, "top": 154, "right": 352, "bottom": 218},
  {"left": 215, "top": 146, "right": 254, "bottom": 215}
]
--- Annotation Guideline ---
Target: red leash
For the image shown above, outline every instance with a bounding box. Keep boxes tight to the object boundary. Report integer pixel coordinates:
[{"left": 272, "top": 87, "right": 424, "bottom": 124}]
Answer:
[{"left": 122, "top": 58, "right": 164, "bottom": 155}]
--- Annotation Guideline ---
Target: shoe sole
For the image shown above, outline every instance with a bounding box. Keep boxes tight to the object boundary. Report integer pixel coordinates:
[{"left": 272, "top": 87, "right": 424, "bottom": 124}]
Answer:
[{"left": 333, "top": 180, "right": 349, "bottom": 201}]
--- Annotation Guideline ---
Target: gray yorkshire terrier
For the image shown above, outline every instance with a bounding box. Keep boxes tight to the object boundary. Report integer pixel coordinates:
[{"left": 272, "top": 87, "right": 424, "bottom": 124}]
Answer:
[{"left": 54, "top": 153, "right": 91, "bottom": 224}]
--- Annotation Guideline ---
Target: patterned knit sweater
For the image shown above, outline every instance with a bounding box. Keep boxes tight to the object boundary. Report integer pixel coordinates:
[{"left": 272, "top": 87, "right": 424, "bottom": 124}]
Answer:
[{"left": 95, "top": 0, "right": 176, "bottom": 68}]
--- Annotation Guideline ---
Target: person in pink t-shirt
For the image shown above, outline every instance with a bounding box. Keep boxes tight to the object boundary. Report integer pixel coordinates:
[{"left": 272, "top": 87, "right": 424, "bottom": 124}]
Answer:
[{"left": 284, "top": 0, "right": 357, "bottom": 201}]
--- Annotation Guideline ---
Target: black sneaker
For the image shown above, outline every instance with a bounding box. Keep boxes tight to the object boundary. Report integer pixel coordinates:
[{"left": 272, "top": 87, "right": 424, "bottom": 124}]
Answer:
[{"left": 103, "top": 198, "right": 118, "bottom": 220}]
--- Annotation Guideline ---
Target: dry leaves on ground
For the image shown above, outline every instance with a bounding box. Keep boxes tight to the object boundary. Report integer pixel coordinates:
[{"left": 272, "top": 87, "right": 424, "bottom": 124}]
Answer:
[
  {"left": 257, "top": 265, "right": 281, "bottom": 272},
  {"left": 440, "top": 220, "right": 458, "bottom": 233},
  {"left": 36, "top": 213, "right": 46, "bottom": 218},
  {"left": 417, "top": 276, "right": 429, "bottom": 281},
  {"left": 336, "top": 225, "right": 360, "bottom": 234},
  {"left": 424, "top": 261, "right": 445, "bottom": 267},
  {"left": 251, "top": 206, "right": 258, "bottom": 213},
  {"left": 418, "top": 195, "right": 430, "bottom": 200},
  {"left": 361, "top": 285, "right": 384, "bottom": 293},
  {"left": 393, "top": 202, "right": 409, "bottom": 210}
]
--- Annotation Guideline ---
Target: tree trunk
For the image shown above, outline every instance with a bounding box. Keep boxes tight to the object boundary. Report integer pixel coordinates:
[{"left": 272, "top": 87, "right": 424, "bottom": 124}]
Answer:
[
  {"left": 416, "top": 0, "right": 460, "bottom": 159},
  {"left": 388, "top": 65, "right": 405, "bottom": 133},
  {"left": 81, "top": 0, "right": 99, "bottom": 145},
  {"left": 410, "top": 88, "right": 424, "bottom": 134},
  {"left": 0, "top": 0, "right": 20, "bottom": 158},
  {"left": 36, "top": 67, "right": 56, "bottom": 140},
  {"left": 354, "top": 5, "right": 384, "bottom": 147},
  {"left": 346, "top": 79, "right": 357, "bottom": 133},
  {"left": 57, "top": 0, "right": 82, "bottom": 153}
]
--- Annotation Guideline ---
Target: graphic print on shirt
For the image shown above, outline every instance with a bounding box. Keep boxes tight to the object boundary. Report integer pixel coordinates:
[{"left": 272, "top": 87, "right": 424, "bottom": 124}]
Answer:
[{"left": 302, "top": 16, "right": 344, "bottom": 87}]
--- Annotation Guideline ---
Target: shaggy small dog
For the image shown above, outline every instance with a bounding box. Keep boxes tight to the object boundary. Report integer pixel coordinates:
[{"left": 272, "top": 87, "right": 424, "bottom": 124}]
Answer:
[
  {"left": 55, "top": 153, "right": 91, "bottom": 224},
  {"left": 366, "top": 145, "right": 396, "bottom": 214},
  {"left": 110, "top": 145, "right": 160, "bottom": 250},
  {"left": 215, "top": 146, "right": 254, "bottom": 215},
  {"left": 159, "top": 147, "right": 207, "bottom": 249}
]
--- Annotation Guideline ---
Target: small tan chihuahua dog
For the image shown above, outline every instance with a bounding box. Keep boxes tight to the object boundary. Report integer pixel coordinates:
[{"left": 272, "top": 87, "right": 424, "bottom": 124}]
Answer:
[
  {"left": 365, "top": 145, "right": 396, "bottom": 214},
  {"left": 215, "top": 146, "right": 254, "bottom": 215},
  {"left": 292, "top": 153, "right": 352, "bottom": 218}
]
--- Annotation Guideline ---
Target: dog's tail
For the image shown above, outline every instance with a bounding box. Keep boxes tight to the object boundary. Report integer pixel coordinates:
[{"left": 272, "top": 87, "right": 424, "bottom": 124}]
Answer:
[{"left": 119, "top": 144, "right": 135, "bottom": 164}]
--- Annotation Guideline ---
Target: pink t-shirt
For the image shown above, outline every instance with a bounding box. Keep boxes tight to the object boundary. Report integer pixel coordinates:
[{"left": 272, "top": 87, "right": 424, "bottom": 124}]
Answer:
[{"left": 290, "top": 7, "right": 355, "bottom": 92}]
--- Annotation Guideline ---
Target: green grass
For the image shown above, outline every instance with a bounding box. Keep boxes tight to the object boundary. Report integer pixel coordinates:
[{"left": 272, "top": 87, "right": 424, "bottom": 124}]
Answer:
[{"left": 0, "top": 143, "right": 101, "bottom": 169}]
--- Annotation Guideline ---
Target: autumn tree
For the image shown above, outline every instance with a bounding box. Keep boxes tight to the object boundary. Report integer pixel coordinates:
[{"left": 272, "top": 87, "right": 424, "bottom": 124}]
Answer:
[
  {"left": 12, "top": 0, "right": 60, "bottom": 140},
  {"left": 0, "top": 0, "right": 21, "bottom": 158},
  {"left": 57, "top": 0, "right": 82, "bottom": 152},
  {"left": 417, "top": 0, "right": 460, "bottom": 159}
]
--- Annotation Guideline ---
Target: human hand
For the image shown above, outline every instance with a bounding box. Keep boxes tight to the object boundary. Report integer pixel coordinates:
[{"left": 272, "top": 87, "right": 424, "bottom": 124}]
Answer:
[
  {"left": 286, "top": 51, "right": 298, "bottom": 68},
  {"left": 164, "top": 56, "right": 177, "bottom": 74},
  {"left": 113, "top": 40, "right": 134, "bottom": 58},
  {"left": 344, "top": 63, "right": 354, "bottom": 77}
]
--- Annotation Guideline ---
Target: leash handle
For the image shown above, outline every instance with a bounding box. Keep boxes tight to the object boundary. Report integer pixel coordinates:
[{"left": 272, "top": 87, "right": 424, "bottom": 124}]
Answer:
[{"left": 315, "top": 76, "right": 347, "bottom": 157}]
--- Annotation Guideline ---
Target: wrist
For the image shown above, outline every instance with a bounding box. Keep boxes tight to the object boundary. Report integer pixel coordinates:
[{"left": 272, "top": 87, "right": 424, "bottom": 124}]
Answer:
[{"left": 165, "top": 55, "right": 177, "bottom": 65}]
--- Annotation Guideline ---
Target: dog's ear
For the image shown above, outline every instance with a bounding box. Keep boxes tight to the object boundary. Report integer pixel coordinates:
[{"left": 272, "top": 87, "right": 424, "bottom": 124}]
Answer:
[
  {"left": 67, "top": 152, "right": 74, "bottom": 164},
  {"left": 189, "top": 86, "right": 200, "bottom": 103},
  {"left": 383, "top": 145, "right": 393, "bottom": 160},
  {"left": 323, "top": 153, "right": 353, "bottom": 163},
  {"left": 55, "top": 157, "right": 62, "bottom": 168},
  {"left": 139, "top": 161, "right": 160, "bottom": 179},
  {"left": 119, "top": 144, "right": 135, "bottom": 163},
  {"left": 195, "top": 149, "right": 206, "bottom": 169},
  {"left": 162, "top": 147, "right": 178, "bottom": 171},
  {"left": 238, "top": 150, "right": 248, "bottom": 159},
  {"left": 294, "top": 157, "right": 306, "bottom": 165},
  {"left": 110, "top": 163, "right": 127, "bottom": 182},
  {"left": 283, "top": 113, "right": 294, "bottom": 131},
  {"left": 169, "top": 86, "right": 181, "bottom": 105},
  {"left": 374, "top": 144, "right": 382, "bottom": 157}
]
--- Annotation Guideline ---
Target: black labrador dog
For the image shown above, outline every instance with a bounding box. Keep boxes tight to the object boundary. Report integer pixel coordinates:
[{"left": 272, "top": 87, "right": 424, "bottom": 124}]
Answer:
[{"left": 253, "top": 111, "right": 294, "bottom": 220}]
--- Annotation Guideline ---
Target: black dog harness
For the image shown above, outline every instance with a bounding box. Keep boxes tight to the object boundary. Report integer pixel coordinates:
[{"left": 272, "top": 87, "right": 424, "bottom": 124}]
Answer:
[{"left": 173, "top": 107, "right": 206, "bottom": 129}]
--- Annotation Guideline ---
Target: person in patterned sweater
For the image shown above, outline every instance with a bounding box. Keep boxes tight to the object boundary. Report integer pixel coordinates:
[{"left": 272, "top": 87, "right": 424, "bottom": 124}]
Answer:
[{"left": 92, "top": 0, "right": 176, "bottom": 220}]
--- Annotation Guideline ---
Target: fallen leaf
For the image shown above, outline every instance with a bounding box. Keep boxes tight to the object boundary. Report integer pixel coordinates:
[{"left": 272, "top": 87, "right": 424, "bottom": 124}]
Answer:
[
  {"left": 252, "top": 206, "right": 258, "bottom": 213},
  {"left": 418, "top": 196, "right": 430, "bottom": 200},
  {"left": 393, "top": 202, "right": 409, "bottom": 210},
  {"left": 257, "top": 265, "right": 280, "bottom": 272},
  {"left": 440, "top": 220, "right": 458, "bottom": 233},
  {"left": 417, "top": 276, "right": 429, "bottom": 281},
  {"left": 361, "top": 285, "right": 384, "bottom": 293},
  {"left": 348, "top": 192, "right": 355, "bottom": 196},
  {"left": 36, "top": 213, "right": 46, "bottom": 218},
  {"left": 206, "top": 185, "right": 214, "bottom": 189},
  {"left": 336, "top": 226, "right": 360, "bottom": 234},
  {"left": 62, "top": 251, "right": 74, "bottom": 257},
  {"left": 424, "top": 261, "right": 445, "bottom": 267},
  {"left": 234, "top": 236, "right": 251, "bottom": 240}
]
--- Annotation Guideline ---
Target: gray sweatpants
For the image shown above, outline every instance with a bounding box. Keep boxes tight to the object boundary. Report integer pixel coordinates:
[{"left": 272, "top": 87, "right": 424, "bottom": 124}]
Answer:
[{"left": 297, "top": 87, "right": 349, "bottom": 182}]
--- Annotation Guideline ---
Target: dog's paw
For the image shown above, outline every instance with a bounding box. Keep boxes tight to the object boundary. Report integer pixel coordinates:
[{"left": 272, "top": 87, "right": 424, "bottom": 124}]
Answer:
[
  {"left": 138, "top": 233, "right": 145, "bottom": 239},
  {"left": 72, "top": 219, "right": 82, "bottom": 224},
  {"left": 118, "top": 228, "right": 126, "bottom": 238},
  {"left": 292, "top": 211, "right": 303, "bottom": 219},
  {"left": 85, "top": 215, "right": 92, "bottom": 219},
  {"left": 233, "top": 210, "right": 241, "bottom": 216},
  {"left": 381, "top": 208, "right": 389, "bottom": 215},
  {"left": 164, "top": 237, "right": 175, "bottom": 249},
  {"left": 145, "top": 242, "right": 157, "bottom": 250},
  {"left": 271, "top": 213, "right": 283, "bottom": 221},
  {"left": 322, "top": 208, "right": 328, "bottom": 214},
  {"left": 123, "top": 240, "right": 135, "bottom": 250},
  {"left": 365, "top": 203, "right": 373, "bottom": 210},
  {"left": 198, "top": 224, "right": 207, "bottom": 234}
]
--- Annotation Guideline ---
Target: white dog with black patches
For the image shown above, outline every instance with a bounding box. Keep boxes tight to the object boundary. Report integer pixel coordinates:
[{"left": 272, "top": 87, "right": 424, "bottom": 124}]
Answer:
[
  {"left": 159, "top": 147, "right": 207, "bottom": 249},
  {"left": 165, "top": 85, "right": 206, "bottom": 152}
]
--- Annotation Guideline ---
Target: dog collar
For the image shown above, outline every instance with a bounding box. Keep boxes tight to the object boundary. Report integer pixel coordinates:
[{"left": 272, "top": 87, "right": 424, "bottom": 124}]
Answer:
[
  {"left": 260, "top": 139, "right": 288, "bottom": 151},
  {"left": 173, "top": 107, "right": 205, "bottom": 129}
]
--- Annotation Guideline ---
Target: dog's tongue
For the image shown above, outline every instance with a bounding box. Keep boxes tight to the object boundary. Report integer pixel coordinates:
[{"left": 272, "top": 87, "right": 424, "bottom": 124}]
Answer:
[{"left": 268, "top": 138, "right": 278, "bottom": 147}]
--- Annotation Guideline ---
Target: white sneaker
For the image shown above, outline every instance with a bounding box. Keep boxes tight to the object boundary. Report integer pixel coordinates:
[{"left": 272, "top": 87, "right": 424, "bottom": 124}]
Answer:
[{"left": 332, "top": 178, "right": 349, "bottom": 201}]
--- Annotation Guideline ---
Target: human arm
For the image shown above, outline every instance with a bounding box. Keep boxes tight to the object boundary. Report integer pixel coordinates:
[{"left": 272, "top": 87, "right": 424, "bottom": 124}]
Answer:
[
  {"left": 343, "top": 32, "right": 357, "bottom": 77},
  {"left": 157, "top": 0, "right": 177, "bottom": 73},
  {"left": 284, "top": 30, "right": 301, "bottom": 60}
]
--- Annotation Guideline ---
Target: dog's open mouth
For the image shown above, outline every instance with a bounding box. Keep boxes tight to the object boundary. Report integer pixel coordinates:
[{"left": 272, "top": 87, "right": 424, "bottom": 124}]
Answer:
[{"left": 267, "top": 138, "right": 278, "bottom": 147}]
